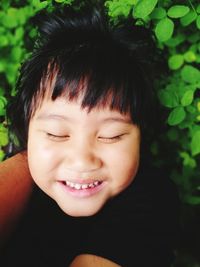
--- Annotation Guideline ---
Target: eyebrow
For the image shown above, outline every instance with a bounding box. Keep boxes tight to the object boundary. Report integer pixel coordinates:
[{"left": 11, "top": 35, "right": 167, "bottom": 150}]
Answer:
[
  {"left": 37, "top": 114, "right": 73, "bottom": 121},
  {"left": 36, "top": 113, "right": 132, "bottom": 124}
]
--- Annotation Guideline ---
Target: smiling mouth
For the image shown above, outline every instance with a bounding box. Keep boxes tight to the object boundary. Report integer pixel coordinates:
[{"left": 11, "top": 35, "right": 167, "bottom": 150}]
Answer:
[{"left": 60, "top": 180, "right": 103, "bottom": 190}]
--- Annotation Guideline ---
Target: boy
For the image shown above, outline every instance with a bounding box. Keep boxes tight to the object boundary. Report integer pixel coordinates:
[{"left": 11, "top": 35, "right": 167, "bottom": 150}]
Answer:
[{"left": 0, "top": 3, "right": 180, "bottom": 267}]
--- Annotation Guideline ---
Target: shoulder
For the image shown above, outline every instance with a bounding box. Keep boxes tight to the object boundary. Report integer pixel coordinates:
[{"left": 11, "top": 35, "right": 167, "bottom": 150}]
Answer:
[
  {"left": 0, "top": 152, "right": 33, "bottom": 244},
  {"left": 70, "top": 254, "right": 121, "bottom": 267}
]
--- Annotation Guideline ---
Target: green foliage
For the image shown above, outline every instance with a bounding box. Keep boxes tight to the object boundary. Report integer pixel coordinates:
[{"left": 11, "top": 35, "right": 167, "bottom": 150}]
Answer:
[
  {"left": 106, "top": 0, "right": 200, "bottom": 207},
  {"left": 133, "top": 0, "right": 158, "bottom": 19},
  {"left": 0, "top": 0, "right": 200, "bottom": 209},
  {"left": 0, "top": 0, "right": 75, "bottom": 158}
]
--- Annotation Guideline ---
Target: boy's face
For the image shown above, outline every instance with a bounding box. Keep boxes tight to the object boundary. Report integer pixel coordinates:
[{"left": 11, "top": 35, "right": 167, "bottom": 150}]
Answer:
[{"left": 27, "top": 95, "right": 140, "bottom": 217}]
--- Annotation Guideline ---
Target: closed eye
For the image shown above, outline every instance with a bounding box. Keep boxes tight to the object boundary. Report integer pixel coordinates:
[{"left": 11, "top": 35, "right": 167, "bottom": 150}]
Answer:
[
  {"left": 46, "top": 133, "right": 70, "bottom": 141},
  {"left": 98, "top": 135, "right": 124, "bottom": 144}
]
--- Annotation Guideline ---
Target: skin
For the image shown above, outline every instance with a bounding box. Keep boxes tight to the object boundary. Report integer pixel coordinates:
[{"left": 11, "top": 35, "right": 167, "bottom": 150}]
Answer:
[
  {"left": 1, "top": 92, "right": 140, "bottom": 266},
  {"left": 27, "top": 95, "right": 141, "bottom": 217}
]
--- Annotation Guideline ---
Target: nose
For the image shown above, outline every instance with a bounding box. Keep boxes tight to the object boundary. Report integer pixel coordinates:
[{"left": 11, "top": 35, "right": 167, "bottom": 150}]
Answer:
[{"left": 66, "top": 140, "right": 102, "bottom": 173}]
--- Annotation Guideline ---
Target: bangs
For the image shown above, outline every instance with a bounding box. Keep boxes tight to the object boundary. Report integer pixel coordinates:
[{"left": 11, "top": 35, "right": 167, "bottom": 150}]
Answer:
[{"left": 34, "top": 40, "right": 144, "bottom": 125}]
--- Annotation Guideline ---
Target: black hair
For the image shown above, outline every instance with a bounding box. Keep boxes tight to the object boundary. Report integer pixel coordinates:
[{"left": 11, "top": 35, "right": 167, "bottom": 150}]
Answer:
[{"left": 7, "top": 3, "right": 158, "bottom": 151}]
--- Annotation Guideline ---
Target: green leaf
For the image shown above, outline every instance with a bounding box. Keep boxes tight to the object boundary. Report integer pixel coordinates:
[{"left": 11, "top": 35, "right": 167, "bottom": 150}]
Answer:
[
  {"left": 118, "top": 5, "right": 132, "bottom": 17},
  {"left": 134, "top": 0, "right": 158, "bottom": 19},
  {"left": 195, "top": 55, "right": 200, "bottom": 64},
  {"left": 0, "top": 35, "right": 8, "bottom": 47},
  {"left": 54, "top": 0, "right": 73, "bottom": 3},
  {"left": 184, "top": 51, "right": 196, "bottom": 63},
  {"left": 150, "top": 7, "right": 166, "bottom": 19},
  {"left": 38, "top": 1, "right": 48, "bottom": 9},
  {"left": 181, "top": 90, "right": 194, "bottom": 106},
  {"left": 2, "top": 8, "right": 19, "bottom": 29},
  {"left": 168, "top": 106, "right": 186, "bottom": 126},
  {"left": 5, "top": 64, "right": 18, "bottom": 85},
  {"left": 108, "top": 1, "right": 132, "bottom": 18},
  {"left": 168, "top": 54, "right": 184, "bottom": 70},
  {"left": 186, "top": 105, "right": 196, "bottom": 114},
  {"left": 196, "top": 15, "right": 200, "bottom": 29},
  {"left": 0, "top": 124, "right": 8, "bottom": 146},
  {"left": 191, "top": 130, "right": 200, "bottom": 156},
  {"left": 197, "top": 4, "right": 200, "bottom": 14},
  {"left": 0, "top": 27, "right": 5, "bottom": 34},
  {"left": 0, "top": 61, "right": 5, "bottom": 72},
  {"left": 29, "top": 28, "right": 37, "bottom": 39},
  {"left": 158, "top": 89, "right": 179, "bottom": 108},
  {"left": 11, "top": 47, "right": 23, "bottom": 62},
  {"left": 164, "top": 34, "right": 185, "bottom": 48},
  {"left": 167, "top": 5, "right": 190, "bottom": 18},
  {"left": 155, "top": 17, "right": 174, "bottom": 42},
  {"left": 176, "top": 84, "right": 196, "bottom": 99},
  {"left": 181, "top": 65, "right": 200, "bottom": 84},
  {"left": 180, "top": 152, "right": 196, "bottom": 168},
  {"left": 15, "top": 27, "right": 24, "bottom": 40},
  {"left": 16, "top": 10, "right": 26, "bottom": 25},
  {"left": 0, "top": 96, "right": 7, "bottom": 106},
  {"left": 0, "top": 150, "right": 5, "bottom": 162},
  {"left": 184, "top": 195, "right": 200, "bottom": 205},
  {"left": 32, "top": 0, "right": 40, "bottom": 5},
  {"left": 180, "top": 10, "right": 197, "bottom": 26}
]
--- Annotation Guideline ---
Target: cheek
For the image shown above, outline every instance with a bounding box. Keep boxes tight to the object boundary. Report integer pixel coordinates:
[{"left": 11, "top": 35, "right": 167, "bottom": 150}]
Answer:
[
  {"left": 27, "top": 131, "right": 60, "bottom": 180},
  {"left": 106, "top": 145, "right": 140, "bottom": 195},
  {"left": 104, "top": 140, "right": 140, "bottom": 179}
]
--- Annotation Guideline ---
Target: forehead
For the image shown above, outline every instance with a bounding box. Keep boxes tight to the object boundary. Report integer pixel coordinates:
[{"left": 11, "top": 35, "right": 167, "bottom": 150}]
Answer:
[{"left": 33, "top": 95, "right": 132, "bottom": 124}]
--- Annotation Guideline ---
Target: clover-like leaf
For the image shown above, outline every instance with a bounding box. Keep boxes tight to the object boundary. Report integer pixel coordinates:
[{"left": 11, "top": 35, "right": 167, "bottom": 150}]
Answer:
[
  {"left": 2, "top": 8, "right": 19, "bottom": 29},
  {"left": 158, "top": 89, "right": 179, "bottom": 108},
  {"left": 180, "top": 10, "right": 197, "bottom": 26},
  {"left": 168, "top": 54, "right": 184, "bottom": 70},
  {"left": 168, "top": 106, "right": 186, "bottom": 126},
  {"left": 181, "top": 90, "right": 194, "bottom": 107},
  {"left": 181, "top": 65, "right": 200, "bottom": 84},
  {"left": 150, "top": 7, "right": 166, "bottom": 19},
  {"left": 134, "top": 0, "right": 158, "bottom": 19},
  {"left": 168, "top": 5, "right": 190, "bottom": 19},
  {"left": 155, "top": 17, "right": 174, "bottom": 42},
  {"left": 164, "top": 34, "right": 185, "bottom": 48},
  {"left": 184, "top": 51, "right": 196, "bottom": 63}
]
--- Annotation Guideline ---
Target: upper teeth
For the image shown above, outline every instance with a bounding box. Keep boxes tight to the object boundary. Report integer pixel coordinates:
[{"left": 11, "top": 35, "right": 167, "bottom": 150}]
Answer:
[{"left": 66, "top": 180, "right": 100, "bottom": 190}]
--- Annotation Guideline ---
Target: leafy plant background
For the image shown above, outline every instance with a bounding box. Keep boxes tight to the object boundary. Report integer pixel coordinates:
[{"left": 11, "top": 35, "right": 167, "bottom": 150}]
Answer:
[{"left": 0, "top": 0, "right": 200, "bottom": 266}]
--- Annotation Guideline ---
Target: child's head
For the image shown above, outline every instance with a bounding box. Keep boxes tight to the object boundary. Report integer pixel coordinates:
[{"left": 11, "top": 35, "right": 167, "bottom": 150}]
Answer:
[{"left": 8, "top": 4, "right": 155, "bottom": 216}]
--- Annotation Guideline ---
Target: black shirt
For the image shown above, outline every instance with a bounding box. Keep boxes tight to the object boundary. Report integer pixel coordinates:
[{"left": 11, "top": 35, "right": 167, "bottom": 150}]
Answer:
[{"left": 0, "top": 163, "right": 180, "bottom": 267}]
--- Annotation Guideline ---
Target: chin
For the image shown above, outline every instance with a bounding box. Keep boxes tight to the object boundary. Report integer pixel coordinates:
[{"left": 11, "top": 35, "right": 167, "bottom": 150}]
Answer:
[{"left": 57, "top": 203, "right": 104, "bottom": 217}]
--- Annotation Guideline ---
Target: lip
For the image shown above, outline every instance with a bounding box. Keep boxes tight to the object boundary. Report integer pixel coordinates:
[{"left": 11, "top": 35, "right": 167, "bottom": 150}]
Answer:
[{"left": 57, "top": 180, "right": 106, "bottom": 198}]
